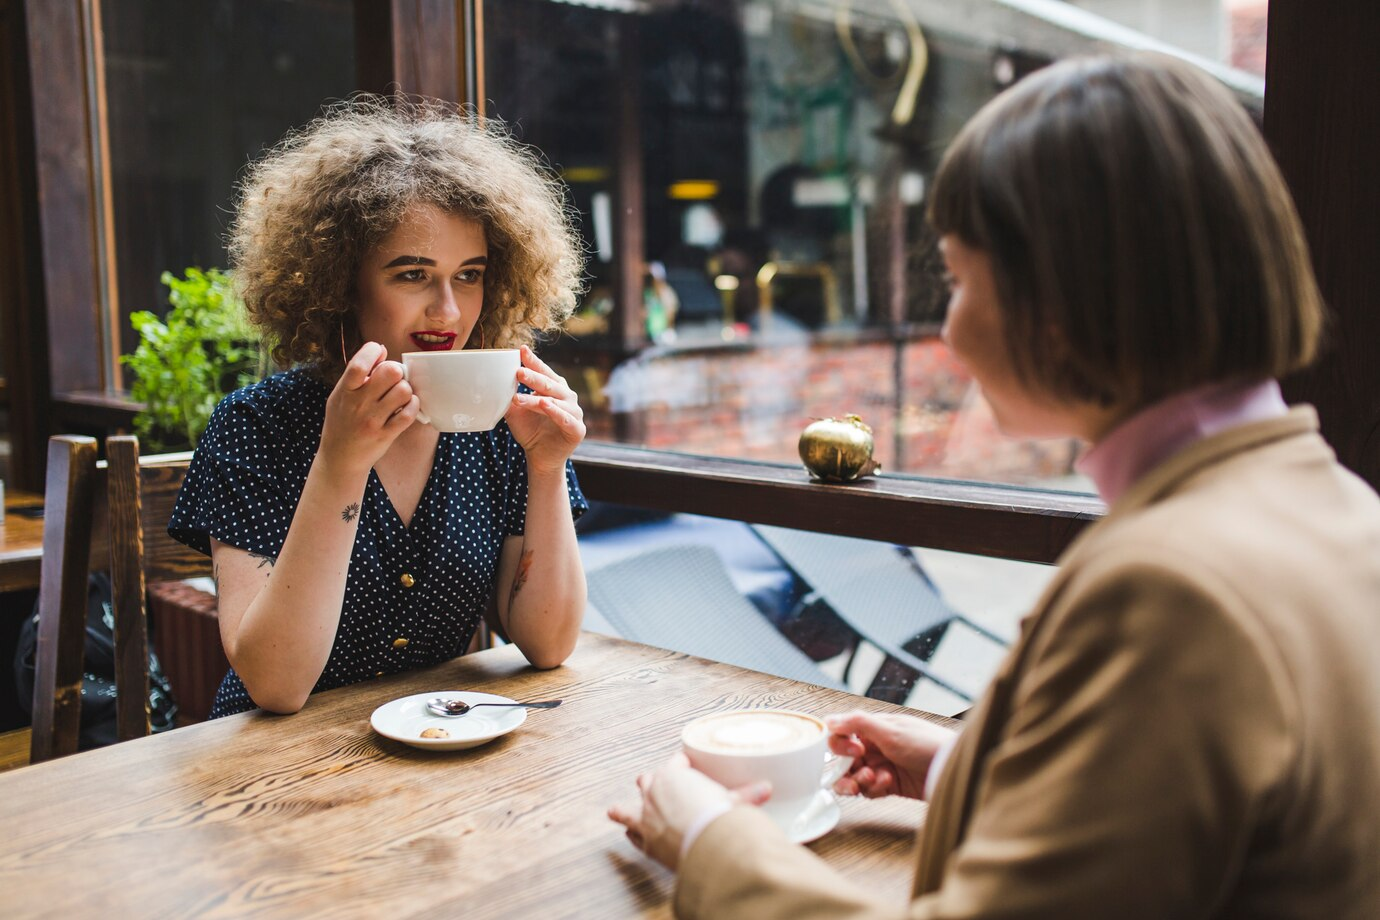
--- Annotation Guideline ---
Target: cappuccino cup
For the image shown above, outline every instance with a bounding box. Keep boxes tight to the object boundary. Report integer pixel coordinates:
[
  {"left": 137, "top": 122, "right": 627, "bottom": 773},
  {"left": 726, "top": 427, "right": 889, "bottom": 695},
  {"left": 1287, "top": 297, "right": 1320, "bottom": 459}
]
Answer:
[
  {"left": 401, "top": 349, "right": 520, "bottom": 433},
  {"left": 682, "top": 709, "right": 852, "bottom": 835}
]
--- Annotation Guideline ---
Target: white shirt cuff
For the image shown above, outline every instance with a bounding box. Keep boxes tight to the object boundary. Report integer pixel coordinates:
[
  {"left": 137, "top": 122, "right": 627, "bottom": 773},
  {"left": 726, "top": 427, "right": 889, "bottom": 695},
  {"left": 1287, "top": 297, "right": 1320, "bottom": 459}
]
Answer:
[
  {"left": 924, "top": 733, "right": 960, "bottom": 801},
  {"left": 679, "top": 801, "right": 734, "bottom": 864}
]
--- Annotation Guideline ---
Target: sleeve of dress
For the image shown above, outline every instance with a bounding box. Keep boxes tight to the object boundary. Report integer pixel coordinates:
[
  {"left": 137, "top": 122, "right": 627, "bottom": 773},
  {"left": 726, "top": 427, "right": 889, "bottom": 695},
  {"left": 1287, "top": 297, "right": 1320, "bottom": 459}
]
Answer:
[
  {"left": 167, "top": 393, "right": 297, "bottom": 559},
  {"left": 675, "top": 550, "right": 1299, "bottom": 920},
  {"left": 499, "top": 422, "right": 589, "bottom": 536}
]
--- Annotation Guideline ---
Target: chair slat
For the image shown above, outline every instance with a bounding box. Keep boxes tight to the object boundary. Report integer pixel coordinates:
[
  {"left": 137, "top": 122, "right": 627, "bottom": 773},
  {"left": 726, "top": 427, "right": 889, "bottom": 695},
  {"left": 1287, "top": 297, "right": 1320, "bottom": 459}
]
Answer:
[
  {"left": 108, "top": 436, "right": 151, "bottom": 742},
  {"left": 30, "top": 436, "right": 99, "bottom": 763}
]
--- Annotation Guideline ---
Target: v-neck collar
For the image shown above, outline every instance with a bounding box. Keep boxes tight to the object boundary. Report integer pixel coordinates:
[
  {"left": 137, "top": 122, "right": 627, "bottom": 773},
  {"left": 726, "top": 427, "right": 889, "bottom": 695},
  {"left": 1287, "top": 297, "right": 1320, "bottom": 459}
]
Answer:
[{"left": 370, "top": 436, "right": 445, "bottom": 535}]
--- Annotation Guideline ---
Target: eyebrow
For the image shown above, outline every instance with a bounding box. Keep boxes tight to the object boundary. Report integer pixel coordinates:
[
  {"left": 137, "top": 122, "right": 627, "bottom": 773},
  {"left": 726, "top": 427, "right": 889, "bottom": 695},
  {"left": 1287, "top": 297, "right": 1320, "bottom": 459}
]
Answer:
[{"left": 382, "top": 255, "right": 488, "bottom": 269}]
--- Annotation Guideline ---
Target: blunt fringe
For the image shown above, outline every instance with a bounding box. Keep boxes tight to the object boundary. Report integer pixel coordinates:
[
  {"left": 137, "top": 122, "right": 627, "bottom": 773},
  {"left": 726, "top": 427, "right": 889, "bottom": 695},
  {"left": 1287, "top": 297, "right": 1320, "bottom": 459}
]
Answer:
[
  {"left": 929, "top": 54, "right": 1325, "bottom": 410},
  {"left": 229, "top": 95, "right": 585, "bottom": 379}
]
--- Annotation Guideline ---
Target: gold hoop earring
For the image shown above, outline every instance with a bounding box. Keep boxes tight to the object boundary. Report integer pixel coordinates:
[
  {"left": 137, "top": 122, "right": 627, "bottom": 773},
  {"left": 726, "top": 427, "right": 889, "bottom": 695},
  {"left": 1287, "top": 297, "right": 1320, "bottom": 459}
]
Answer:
[{"left": 339, "top": 323, "right": 348, "bottom": 364}]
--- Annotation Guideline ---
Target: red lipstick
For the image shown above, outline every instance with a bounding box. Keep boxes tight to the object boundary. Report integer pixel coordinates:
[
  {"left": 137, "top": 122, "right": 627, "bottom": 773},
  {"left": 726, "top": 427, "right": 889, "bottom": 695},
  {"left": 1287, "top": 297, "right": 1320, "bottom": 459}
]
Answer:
[{"left": 410, "top": 331, "right": 458, "bottom": 351}]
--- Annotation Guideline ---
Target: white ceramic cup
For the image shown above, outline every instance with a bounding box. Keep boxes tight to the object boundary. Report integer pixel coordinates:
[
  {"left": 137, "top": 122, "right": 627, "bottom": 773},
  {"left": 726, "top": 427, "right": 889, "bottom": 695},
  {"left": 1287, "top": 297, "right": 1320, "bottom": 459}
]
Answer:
[
  {"left": 681, "top": 709, "right": 852, "bottom": 835},
  {"left": 400, "top": 349, "right": 520, "bottom": 433}
]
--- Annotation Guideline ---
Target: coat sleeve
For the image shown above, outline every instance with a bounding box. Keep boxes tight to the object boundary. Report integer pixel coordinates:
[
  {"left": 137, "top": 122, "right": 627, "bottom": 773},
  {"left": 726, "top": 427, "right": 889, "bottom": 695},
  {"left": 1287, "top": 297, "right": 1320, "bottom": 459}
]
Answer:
[{"left": 675, "top": 553, "right": 1298, "bottom": 920}]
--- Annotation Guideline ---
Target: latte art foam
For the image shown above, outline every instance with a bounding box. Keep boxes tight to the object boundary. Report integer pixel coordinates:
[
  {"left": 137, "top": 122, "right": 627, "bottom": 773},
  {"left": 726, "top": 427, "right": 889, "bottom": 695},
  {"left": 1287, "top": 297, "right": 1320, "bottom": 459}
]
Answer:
[{"left": 684, "top": 711, "right": 823, "bottom": 755}]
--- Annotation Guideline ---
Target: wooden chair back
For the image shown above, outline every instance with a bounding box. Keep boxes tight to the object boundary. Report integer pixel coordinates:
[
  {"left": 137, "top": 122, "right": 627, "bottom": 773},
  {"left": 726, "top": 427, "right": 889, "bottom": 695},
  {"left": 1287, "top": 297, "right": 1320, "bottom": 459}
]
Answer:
[{"left": 29, "top": 435, "right": 205, "bottom": 764}]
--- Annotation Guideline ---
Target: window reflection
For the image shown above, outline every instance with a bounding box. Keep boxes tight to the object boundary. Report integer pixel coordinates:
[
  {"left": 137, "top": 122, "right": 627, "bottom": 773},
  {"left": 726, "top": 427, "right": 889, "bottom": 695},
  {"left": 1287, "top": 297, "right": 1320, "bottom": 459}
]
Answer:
[{"left": 487, "top": 0, "right": 1264, "bottom": 490}]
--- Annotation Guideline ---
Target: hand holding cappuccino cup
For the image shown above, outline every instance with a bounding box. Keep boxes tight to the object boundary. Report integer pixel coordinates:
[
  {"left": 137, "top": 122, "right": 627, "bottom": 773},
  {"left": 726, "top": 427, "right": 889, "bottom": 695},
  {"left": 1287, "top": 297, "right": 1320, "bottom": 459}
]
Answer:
[
  {"left": 400, "top": 348, "right": 520, "bottom": 433},
  {"left": 681, "top": 709, "right": 852, "bottom": 837}
]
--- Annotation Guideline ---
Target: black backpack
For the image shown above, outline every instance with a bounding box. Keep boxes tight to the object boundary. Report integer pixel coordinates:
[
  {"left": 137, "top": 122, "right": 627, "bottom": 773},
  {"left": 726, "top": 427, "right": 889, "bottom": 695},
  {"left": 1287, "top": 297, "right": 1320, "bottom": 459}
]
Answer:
[{"left": 13, "top": 571, "right": 178, "bottom": 749}]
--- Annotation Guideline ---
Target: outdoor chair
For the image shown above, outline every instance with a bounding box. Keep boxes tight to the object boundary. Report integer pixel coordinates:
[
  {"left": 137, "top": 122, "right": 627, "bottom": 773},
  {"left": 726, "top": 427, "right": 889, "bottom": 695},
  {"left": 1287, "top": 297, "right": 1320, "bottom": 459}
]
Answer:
[
  {"left": 752, "top": 525, "right": 1009, "bottom": 703},
  {"left": 585, "top": 544, "right": 845, "bottom": 690},
  {"left": 23, "top": 435, "right": 208, "bottom": 764}
]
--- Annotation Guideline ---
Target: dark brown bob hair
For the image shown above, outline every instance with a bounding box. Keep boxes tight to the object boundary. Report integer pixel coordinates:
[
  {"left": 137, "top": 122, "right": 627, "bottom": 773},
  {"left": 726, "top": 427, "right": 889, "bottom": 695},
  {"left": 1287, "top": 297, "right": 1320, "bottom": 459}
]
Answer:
[
  {"left": 929, "top": 54, "right": 1324, "bottom": 410},
  {"left": 229, "top": 95, "right": 584, "bottom": 380}
]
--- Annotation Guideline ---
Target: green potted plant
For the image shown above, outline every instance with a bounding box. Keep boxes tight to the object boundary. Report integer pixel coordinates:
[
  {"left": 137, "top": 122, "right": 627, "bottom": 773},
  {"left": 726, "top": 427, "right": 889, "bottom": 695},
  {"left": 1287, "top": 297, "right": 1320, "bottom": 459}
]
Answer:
[{"left": 123, "top": 267, "right": 268, "bottom": 451}]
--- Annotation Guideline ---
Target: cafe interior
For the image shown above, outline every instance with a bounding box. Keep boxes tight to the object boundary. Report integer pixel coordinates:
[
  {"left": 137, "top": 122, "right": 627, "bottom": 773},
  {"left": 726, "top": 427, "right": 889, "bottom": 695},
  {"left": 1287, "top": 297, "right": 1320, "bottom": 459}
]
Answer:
[{"left": 0, "top": 0, "right": 1373, "bottom": 916}]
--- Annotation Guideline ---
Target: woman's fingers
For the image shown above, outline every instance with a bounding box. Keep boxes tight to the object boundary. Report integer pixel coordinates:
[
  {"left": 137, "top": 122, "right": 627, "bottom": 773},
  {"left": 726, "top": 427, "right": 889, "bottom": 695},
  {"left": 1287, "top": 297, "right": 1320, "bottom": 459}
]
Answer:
[
  {"left": 383, "top": 395, "right": 421, "bottom": 432},
  {"left": 514, "top": 394, "right": 586, "bottom": 435},
  {"left": 729, "top": 781, "right": 773, "bottom": 807},
  {"left": 340, "top": 342, "right": 387, "bottom": 390},
  {"left": 366, "top": 359, "right": 406, "bottom": 397},
  {"left": 608, "top": 805, "right": 648, "bottom": 853},
  {"left": 520, "top": 344, "right": 560, "bottom": 380},
  {"left": 867, "top": 767, "right": 896, "bottom": 797},
  {"left": 517, "top": 366, "right": 573, "bottom": 400},
  {"left": 828, "top": 733, "right": 866, "bottom": 758}
]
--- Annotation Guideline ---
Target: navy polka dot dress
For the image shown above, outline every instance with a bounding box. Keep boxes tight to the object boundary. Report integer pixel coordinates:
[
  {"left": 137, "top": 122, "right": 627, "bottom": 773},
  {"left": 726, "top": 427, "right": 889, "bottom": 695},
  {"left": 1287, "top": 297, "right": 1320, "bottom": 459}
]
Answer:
[{"left": 168, "top": 367, "right": 588, "bottom": 717}]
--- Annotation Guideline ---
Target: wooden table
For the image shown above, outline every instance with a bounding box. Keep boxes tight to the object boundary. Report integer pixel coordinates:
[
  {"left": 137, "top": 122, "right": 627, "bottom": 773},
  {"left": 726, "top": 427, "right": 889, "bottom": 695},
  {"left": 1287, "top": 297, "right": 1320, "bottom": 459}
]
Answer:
[
  {"left": 0, "top": 632, "right": 947, "bottom": 918},
  {"left": 0, "top": 487, "right": 44, "bottom": 592}
]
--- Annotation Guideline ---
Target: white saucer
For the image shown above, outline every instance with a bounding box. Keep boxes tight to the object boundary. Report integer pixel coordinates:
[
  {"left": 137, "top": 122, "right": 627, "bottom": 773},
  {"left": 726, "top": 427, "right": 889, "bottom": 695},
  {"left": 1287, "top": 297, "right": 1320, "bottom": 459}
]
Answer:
[
  {"left": 370, "top": 691, "right": 526, "bottom": 751},
  {"left": 788, "top": 792, "right": 842, "bottom": 844}
]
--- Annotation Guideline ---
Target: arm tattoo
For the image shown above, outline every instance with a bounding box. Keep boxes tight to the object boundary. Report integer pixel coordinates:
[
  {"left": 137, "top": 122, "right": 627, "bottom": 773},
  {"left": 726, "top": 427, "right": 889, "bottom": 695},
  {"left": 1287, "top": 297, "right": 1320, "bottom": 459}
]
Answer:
[
  {"left": 249, "top": 551, "right": 276, "bottom": 569},
  {"left": 507, "top": 549, "right": 535, "bottom": 610},
  {"left": 341, "top": 502, "right": 360, "bottom": 523},
  {"left": 212, "top": 562, "right": 220, "bottom": 596}
]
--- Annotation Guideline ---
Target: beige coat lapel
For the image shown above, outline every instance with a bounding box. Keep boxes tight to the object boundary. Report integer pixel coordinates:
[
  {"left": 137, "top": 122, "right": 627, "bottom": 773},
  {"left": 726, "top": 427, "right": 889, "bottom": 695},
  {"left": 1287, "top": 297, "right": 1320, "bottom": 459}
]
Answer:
[{"left": 911, "top": 407, "right": 1320, "bottom": 894}]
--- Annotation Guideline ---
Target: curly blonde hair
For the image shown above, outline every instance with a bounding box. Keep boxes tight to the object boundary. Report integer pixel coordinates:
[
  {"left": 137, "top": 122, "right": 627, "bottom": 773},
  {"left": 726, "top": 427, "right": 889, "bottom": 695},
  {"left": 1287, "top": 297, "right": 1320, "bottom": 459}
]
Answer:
[{"left": 229, "top": 96, "right": 584, "bottom": 380}]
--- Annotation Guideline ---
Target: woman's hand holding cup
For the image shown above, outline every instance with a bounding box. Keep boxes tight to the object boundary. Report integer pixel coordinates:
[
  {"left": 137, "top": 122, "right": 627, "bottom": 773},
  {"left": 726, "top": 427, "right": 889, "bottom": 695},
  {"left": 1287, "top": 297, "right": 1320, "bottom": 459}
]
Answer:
[
  {"left": 505, "top": 345, "right": 586, "bottom": 474},
  {"left": 826, "top": 712, "right": 957, "bottom": 800},
  {"left": 321, "top": 341, "right": 419, "bottom": 478},
  {"left": 607, "top": 754, "right": 771, "bottom": 872}
]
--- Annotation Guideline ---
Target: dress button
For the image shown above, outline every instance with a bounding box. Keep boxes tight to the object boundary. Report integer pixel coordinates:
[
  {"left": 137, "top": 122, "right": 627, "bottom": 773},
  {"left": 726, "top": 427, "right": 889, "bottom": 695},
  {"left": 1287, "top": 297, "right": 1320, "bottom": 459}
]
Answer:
[
  {"left": 375, "top": 671, "right": 384, "bottom": 678},
  {"left": 393, "top": 637, "right": 409, "bottom": 649},
  {"left": 400, "top": 573, "right": 416, "bottom": 588}
]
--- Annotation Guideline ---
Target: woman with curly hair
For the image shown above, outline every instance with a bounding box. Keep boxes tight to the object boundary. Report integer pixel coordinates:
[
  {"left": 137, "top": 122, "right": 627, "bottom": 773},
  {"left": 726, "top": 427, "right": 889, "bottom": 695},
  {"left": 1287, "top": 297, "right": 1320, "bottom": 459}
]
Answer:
[{"left": 169, "top": 97, "right": 590, "bottom": 716}]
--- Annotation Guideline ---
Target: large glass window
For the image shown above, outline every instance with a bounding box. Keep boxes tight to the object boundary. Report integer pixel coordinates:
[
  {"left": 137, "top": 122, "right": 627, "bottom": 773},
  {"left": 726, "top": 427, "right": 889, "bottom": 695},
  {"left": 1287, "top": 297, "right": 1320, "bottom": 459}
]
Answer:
[
  {"left": 486, "top": 0, "right": 1265, "bottom": 491},
  {"left": 99, "top": 0, "right": 356, "bottom": 377}
]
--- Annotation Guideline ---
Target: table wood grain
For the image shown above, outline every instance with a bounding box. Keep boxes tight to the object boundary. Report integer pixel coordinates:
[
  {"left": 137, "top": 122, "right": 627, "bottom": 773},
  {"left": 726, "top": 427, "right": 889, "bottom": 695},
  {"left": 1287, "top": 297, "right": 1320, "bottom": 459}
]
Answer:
[{"left": 0, "top": 632, "right": 951, "bottom": 919}]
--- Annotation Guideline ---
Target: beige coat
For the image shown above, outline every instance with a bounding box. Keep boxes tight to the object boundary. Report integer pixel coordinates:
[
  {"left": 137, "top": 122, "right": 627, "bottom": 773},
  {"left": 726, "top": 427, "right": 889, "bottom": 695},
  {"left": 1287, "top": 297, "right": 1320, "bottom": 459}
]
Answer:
[{"left": 677, "top": 409, "right": 1380, "bottom": 919}]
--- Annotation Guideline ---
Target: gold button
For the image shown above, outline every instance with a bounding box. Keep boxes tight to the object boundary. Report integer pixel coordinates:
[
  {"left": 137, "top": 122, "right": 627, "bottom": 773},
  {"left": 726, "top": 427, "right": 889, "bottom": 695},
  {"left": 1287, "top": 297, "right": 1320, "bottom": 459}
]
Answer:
[
  {"left": 393, "top": 637, "right": 409, "bottom": 649},
  {"left": 400, "top": 573, "right": 416, "bottom": 588},
  {"left": 375, "top": 671, "right": 384, "bottom": 678}
]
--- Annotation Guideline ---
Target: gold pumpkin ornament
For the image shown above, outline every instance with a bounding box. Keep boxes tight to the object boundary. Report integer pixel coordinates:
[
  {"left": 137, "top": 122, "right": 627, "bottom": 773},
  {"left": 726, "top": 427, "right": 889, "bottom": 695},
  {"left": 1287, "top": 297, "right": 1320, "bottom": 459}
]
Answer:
[{"left": 798, "top": 415, "right": 881, "bottom": 482}]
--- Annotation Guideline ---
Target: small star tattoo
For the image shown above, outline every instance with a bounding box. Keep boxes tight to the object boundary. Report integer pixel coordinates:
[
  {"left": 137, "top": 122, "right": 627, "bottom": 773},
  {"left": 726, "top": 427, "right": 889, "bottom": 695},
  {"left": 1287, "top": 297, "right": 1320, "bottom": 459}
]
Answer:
[{"left": 342, "top": 502, "right": 360, "bottom": 523}]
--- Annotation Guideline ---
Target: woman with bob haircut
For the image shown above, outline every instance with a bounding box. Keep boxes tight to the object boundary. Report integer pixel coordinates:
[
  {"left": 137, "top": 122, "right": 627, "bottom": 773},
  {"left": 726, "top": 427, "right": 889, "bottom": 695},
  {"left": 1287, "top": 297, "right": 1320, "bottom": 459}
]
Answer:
[
  {"left": 611, "top": 53, "right": 1380, "bottom": 917},
  {"left": 170, "top": 97, "right": 590, "bottom": 716}
]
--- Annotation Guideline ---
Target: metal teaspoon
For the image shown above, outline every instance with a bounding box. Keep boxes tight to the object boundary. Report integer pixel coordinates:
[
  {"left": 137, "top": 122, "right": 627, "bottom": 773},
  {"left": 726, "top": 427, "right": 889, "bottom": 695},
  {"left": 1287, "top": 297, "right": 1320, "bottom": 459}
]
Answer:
[{"left": 425, "top": 697, "right": 563, "bottom": 717}]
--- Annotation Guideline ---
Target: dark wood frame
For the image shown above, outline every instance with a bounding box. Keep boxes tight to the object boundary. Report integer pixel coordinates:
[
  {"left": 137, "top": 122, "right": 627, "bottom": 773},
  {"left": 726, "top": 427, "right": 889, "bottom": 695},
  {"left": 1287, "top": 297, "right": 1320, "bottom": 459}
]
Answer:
[
  {"left": 573, "top": 443, "right": 1102, "bottom": 564},
  {"left": 1267, "top": 3, "right": 1380, "bottom": 491},
  {"left": 0, "top": 0, "right": 50, "bottom": 490},
  {"left": 354, "top": 0, "right": 465, "bottom": 103},
  {"left": 4, "top": 0, "right": 1377, "bottom": 556}
]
